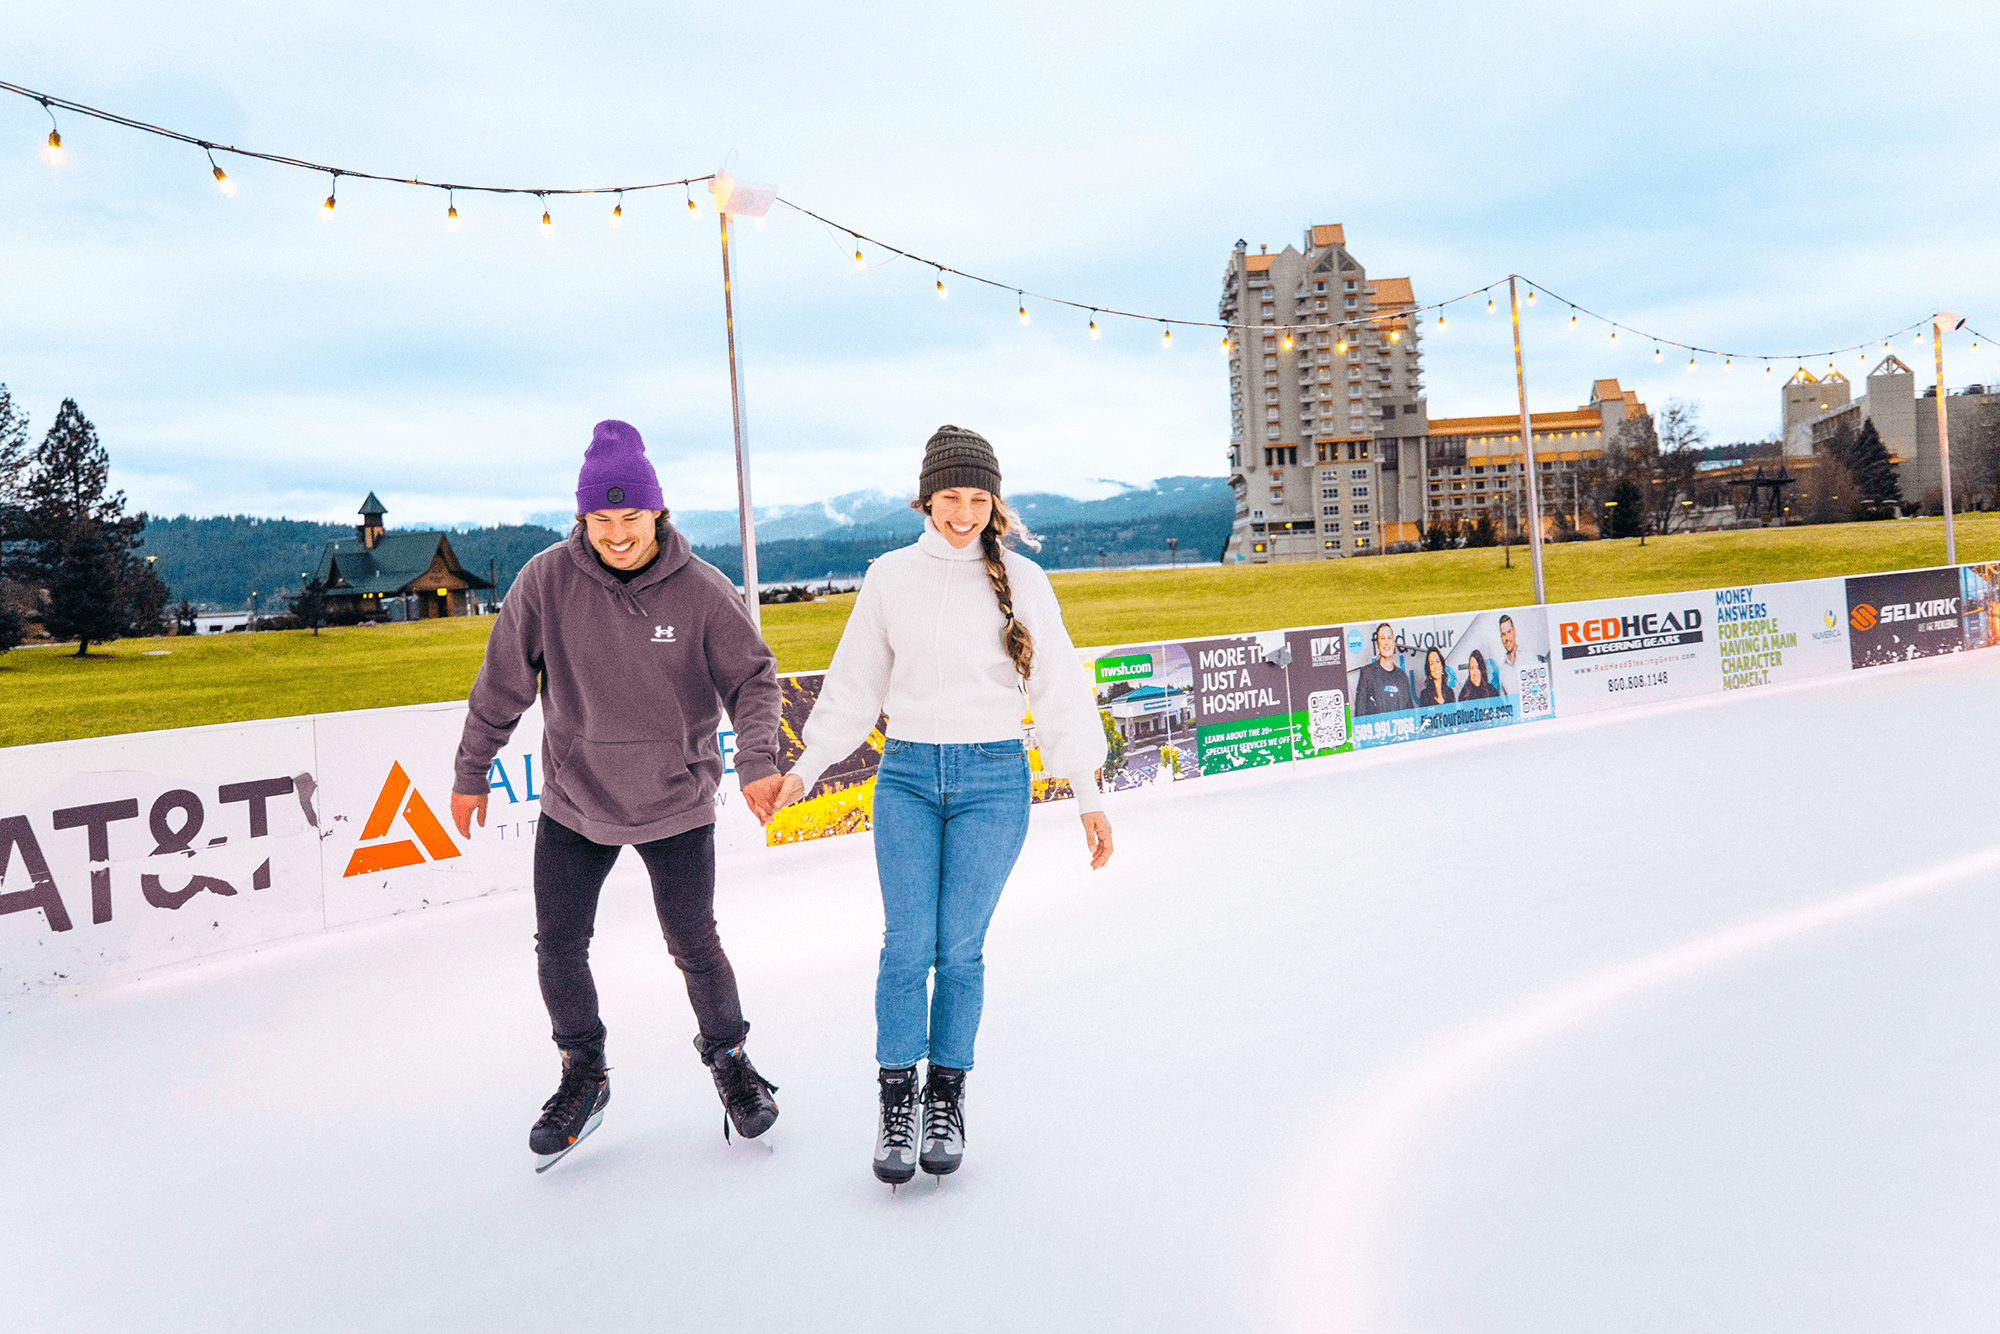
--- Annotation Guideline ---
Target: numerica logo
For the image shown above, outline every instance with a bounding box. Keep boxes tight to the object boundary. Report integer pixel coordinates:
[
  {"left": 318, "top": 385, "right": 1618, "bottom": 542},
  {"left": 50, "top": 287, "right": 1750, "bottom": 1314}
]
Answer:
[{"left": 1850, "top": 598, "right": 1958, "bottom": 632}]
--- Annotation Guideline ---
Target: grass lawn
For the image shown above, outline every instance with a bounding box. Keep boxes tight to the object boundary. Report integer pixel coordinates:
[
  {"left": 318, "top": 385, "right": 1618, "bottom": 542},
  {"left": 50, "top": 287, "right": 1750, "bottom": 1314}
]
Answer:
[{"left": 4, "top": 514, "right": 1992, "bottom": 749}]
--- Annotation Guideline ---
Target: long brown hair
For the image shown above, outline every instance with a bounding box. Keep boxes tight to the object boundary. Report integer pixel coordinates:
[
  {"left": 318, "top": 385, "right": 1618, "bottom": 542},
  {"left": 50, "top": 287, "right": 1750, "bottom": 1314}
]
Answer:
[{"left": 914, "top": 490, "right": 1035, "bottom": 681}]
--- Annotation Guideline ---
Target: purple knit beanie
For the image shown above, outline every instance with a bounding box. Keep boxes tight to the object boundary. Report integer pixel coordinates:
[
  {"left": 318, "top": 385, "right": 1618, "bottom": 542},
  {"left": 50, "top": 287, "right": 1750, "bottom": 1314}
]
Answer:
[{"left": 575, "top": 420, "right": 665, "bottom": 513}]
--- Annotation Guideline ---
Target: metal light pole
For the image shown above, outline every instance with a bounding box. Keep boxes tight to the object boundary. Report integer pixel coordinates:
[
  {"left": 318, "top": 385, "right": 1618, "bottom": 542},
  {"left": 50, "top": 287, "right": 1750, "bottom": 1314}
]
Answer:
[
  {"left": 710, "top": 170, "right": 777, "bottom": 627},
  {"left": 1933, "top": 312, "right": 1965, "bottom": 565},
  {"left": 1509, "top": 276, "right": 1547, "bottom": 604}
]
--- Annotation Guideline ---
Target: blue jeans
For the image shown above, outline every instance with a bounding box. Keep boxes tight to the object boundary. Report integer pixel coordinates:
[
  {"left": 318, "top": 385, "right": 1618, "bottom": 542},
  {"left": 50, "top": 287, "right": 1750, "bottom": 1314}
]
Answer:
[{"left": 871, "top": 738, "right": 1032, "bottom": 1071}]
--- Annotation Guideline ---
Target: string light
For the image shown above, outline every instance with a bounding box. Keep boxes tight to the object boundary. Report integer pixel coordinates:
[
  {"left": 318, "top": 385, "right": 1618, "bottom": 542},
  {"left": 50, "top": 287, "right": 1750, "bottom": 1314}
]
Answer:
[
  {"left": 611, "top": 191, "right": 623, "bottom": 227},
  {"left": 1161, "top": 323, "right": 1172, "bottom": 349},
  {"left": 321, "top": 173, "right": 337, "bottom": 220},
  {"left": 1282, "top": 333, "right": 1294, "bottom": 351},
  {"left": 1764, "top": 362, "right": 1773, "bottom": 376},
  {"left": 1220, "top": 333, "right": 1231, "bottom": 355},
  {"left": 1088, "top": 310, "right": 1101, "bottom": 338},
  {"left": 1654, "top": 346, "right": 1662, "bottom": 362},
  {"left": 1487, "top": 297, "right": 1496, "bottom": 313},
  {"left": 1610, "top": 328, "right": 1618, "bottom": 346},
  {"left": 1526, "top": 288, "right": 1537, "bottom": 306},
  {"left": 1724, "top": 357, "right": 1732, "bottom": 371},
  {"left": 853, "top": 245, "right": 864, "bottom": 271},
  {"left": 1687, "top": 355, "right": 1697, "bottom": 371},
  {"left": 1336, "top": 338, "right": 1347, "bottom": 353},
  {"left": 446, "top": 192, "right": 459, "bottom": 230},
  {"left": 1435, "top": 311, "right": 1446, "bottom": 330},
  {"left": 39, "top": 99, "right": 62, "bottom": 165},
  {"left": 686, "top": 183, "right": 697, "bottom": 218},
  {"left": 204, "top": 147, "right": 234, "bottom": 196},
  {"left": 540, "top": 195, "right": 552, "bottom": 235},
  {"left": 935, "top": 268, "right": 948, "bottom": 299},
  {"left": 1389, "top": 329, "right": 1400, "bottom": 343},
  {"left": 1018, "top": 292, "right": 1029, "bottom": 325},
  {"left": 1569, "top": 307, "right": 1577, "bottom": 329}
]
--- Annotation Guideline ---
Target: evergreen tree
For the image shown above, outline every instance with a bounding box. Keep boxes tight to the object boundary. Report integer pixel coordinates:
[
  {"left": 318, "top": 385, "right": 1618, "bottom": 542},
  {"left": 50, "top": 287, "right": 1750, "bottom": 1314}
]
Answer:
[
  {"left": 23, "top": 399, "right": 146, "bottom": 581},
  {"left": 291, "top": 576, "right": 330, "bottom": 636},
  {"left": 1606, "top": 477, "right": 1644, "bottom": 537},
  {"left": 0, "top": 606, "right": 23, "bottom": 653},
  {"left": 44, "top": 518, "right": 125, "bottom": 655},
  {"left": 1847, "top": 420, "right": 1902, "bottom": 511},
  {"left": 0, "top": 384, "right": 28, "bottom": 585},
  {"left": 1467, "top": 515, "right": 1497, "bottom": 547},
  {"left": 120, "top": 557, "right": 172, "bottom": 637}
]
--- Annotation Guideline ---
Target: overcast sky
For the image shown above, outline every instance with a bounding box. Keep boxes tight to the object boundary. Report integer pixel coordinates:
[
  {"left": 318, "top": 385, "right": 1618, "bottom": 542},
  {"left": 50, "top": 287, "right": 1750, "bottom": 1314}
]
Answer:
[{"left": 6, "top": 1, "right": 1998, "bottom": 526}]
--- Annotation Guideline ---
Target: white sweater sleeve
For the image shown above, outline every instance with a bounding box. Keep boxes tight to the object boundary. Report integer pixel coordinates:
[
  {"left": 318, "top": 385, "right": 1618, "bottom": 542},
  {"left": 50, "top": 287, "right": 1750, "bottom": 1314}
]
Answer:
[
  {"left": 788, "top": 571, "right": 892, "bottom": 797},
  {"left": 1015, "top": 561, "right": 1109, "bottom": 814}
]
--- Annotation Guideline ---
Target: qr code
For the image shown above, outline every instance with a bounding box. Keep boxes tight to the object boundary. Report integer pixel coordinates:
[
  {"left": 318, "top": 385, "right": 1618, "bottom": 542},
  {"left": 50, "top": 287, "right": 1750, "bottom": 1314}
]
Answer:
[
  {"left": 1306, "top": 689, "right": 1348, "bottom": 750},
  {"left": 1518, "top": 664, "right": 1552, "bottom": 719}
]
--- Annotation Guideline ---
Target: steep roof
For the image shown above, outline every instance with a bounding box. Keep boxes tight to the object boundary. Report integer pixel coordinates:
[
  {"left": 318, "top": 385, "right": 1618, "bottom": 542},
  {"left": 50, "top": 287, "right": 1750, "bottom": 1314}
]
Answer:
[
  {"left": 358, "top": 491, "right": 387, "bottom": 517},
  {"left": 1370, "top": 277, "right": 1415, "bottom": 306},
  {"left": 313, "top": 531, "right": 492, "bottom": 594},
  {"left": 1245, "top": 254, "right": 1275, "bottom": 273},
  {"left": 1311, "top": 224, "right": 1345, "bottom": 248},
  {"left": 1430, "top": 410, "right": 1606, "bottom": 436}
]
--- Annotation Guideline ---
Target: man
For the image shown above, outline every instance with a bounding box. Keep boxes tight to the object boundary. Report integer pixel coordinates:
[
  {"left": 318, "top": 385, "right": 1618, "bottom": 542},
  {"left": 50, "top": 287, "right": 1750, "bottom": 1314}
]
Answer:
[
  {"left": 1352, "top": 622, "right": 1414, "bottom": 716},
  {"left": 449, "top": 419, "right": 787, "bottom": 1171},
  {"left": 1493, "top": 613, "right": 1521, "bottom": 699}
]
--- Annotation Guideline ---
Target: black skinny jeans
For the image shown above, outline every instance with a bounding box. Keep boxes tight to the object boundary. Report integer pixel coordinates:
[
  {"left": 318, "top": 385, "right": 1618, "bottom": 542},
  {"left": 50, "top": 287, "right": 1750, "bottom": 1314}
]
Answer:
[{"left": 533, "top": 813, "right": 747, "bottom": 1051}]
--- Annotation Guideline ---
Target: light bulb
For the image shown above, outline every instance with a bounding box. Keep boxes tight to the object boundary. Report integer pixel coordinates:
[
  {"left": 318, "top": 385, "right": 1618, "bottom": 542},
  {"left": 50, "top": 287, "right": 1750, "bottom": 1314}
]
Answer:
[
  {"left": 1687, "top": 355, "right": 1696, "bottom": 371},
  {"left": 687, "top": 196, "right": 698, "bottom": 217},
  {"left": 853, "top": 248, "right": 864, "bottom": 270},
  {"left": 1610, "top": 329, "right": 1618, "bottom": 345},
  {"left": 1336, "top": 339, "right": 1347, "bottom": 353},
  {"left": 1654, "top": 346, "right": 1662, "bottom": 362},
  {"left": 611, "top": 203, "right": 623, "bottom": 227},
  {"left": 1569, "top": 312, "right": 1577, "bottom": 328},
  {"left": 321, "top": 193, "right": 336, "bottom": 220},
  {"left": 1764, "top": 363, "right": 1773, "bottom": 376},
  {"left": 1089, "top": 318, "right": 1099, "bottom": 338},
  {"left": 212, "top": 165, "right": 235, "bottom": 196},
  {"left": 1018, "top": 302, "right": 1029, "bottom": 325},
  {"left": 1487, "top": 297, "right": 1496, "bottom": 313},
  {"left": 1436, "top": 312, "right": 1446, "bottom": 330},
  {"left": 447, "top": 204, "right": 460, "bottom": 231},
  {"left": 1220, "top": 336, "right": 1231, "bottom": 355},
  {"left": 1724, "top": 358, "right": 1732, "bottom": 371},
  {"left": 936, "top": 277, "right": 948, "bottom": 299},
  {"left": 1162, "top": 326, "right": 1172, "bottom": 348},
  {"left": 1389, "top": 329, "right": 1400, "bottom": 342},
  {"left": 1527, "top": 289, "right": 1537, "bottom": 306},
  {"left": 43, "top": 129, "right": 63, "bottom": 166},
  {"left": 542, "top": 209, "right": 552, "bottom": 234}
]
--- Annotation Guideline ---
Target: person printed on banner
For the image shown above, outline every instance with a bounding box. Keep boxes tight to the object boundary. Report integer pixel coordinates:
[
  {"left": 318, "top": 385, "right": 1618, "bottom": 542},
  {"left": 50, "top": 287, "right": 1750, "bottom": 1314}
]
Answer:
[
  {"left": 1492, "top": 614, "right": 1523, "bottom": 699},
  {"left": 1457, "top": 648, "right": 1501, "bottom": 701},
  {"left": 768, "top": 425, "right": 1112, "bottom": 1186},
  {"left": 1418, "top": 645, "right": 1456, "bottom": 707},
  {"left": 1353, "top": 622, "right": 1415, "bottom": 716},
  {"left": 448, "top": 419, "right": 788, "bottom": 1172}
]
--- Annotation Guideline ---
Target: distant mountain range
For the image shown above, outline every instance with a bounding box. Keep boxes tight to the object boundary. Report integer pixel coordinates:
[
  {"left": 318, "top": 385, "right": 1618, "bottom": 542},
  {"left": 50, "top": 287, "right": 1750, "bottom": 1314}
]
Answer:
[{"left": 138, "top": 476, "right": 1231, "bottom": 608}]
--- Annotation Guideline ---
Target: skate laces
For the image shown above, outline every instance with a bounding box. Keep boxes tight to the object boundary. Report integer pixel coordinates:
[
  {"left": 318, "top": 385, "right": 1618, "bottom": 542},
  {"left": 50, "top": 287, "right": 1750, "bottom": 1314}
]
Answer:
[
  {"left": 715, "top": 1048, "right": 778, "bottom": 1114},
  {"left": 538, "top": 1060, "right": 603, "bottom": 1129},
  {"left": 924, "top": 1073, "right": 965, "bottom": 1140},
  {"left": 879, "top": 1072, "right": 918, "bottom": 1150}
]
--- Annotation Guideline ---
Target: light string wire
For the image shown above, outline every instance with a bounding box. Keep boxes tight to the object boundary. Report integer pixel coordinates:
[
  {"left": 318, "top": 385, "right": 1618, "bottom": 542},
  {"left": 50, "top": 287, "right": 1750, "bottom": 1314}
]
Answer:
[
  {"left": 1, "top": 79, "right": 711, "bottom": 198},
  {"left": 9, "top": 79, "right": 1981, "bottom": 368}
]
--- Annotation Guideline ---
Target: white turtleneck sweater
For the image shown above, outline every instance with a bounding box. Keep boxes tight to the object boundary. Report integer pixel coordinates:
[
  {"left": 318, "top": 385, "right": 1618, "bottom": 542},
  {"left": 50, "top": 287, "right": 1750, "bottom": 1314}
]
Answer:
[{"left": 789, "top": 519, "right": 1108, "bottom": 813}]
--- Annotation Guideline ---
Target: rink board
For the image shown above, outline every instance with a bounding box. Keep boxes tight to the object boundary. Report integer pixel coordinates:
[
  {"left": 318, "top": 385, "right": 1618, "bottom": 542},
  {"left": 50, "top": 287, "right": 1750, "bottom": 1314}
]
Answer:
[{"left": 1, "top": 560, "right": 1987, "bottom": 996}]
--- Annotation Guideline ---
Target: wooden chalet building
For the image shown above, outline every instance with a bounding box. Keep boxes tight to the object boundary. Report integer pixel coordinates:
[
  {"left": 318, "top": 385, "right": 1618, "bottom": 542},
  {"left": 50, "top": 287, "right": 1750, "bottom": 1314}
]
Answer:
[{"left": 312, "top": 493, "right": 492, "bottom": 620}]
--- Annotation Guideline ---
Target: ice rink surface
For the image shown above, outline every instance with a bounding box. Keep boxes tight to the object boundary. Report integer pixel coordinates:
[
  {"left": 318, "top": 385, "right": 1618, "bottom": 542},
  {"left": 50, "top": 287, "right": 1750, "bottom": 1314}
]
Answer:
[{"left": 6, "top": 650, "right": 1998, "bottom": 1333}]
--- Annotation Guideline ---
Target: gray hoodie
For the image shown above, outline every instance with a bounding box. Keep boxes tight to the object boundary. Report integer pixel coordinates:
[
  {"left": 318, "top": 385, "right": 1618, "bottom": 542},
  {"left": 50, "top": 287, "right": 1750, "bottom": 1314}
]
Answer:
[{"left": 452, "top": 523, "right": 781, "bottom": 845}]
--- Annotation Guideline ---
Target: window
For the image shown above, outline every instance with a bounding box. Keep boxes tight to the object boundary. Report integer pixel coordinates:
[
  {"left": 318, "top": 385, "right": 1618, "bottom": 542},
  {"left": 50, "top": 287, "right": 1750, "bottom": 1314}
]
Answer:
[
  {"left": 1321, "top": 487, "right": 1339, "bottom": 499},
  {"left": 1402, "top": 404, "right": 1419, "bottom": 415},
  {"left": 1428, "top": 482, "right": 1442, "bottom": 493},
  {"left": 1352, "top": 519, "right": 1372, "bottom": 532},
  {"left": 1314, "top": 281, "right": 1327, "bottom": 293},
  {"left": 1344, "top": 279, "right": 1357, "bottom": 291},
  {"left": 1323, "top": 539, "right": 1340, "bottom": 551},
  {"left": 1473, "top": 480, "right": 1486, "bottom": 491},
  {"left": 1264, "top": 372, "right": 1278, "bottom": 385},
  {"left": 1320, "top": 469, "right": 1336, "bottom": 480},
  {"left": 1354, "top": 535, "right": 1371, "bottom": 548},
  {"left": 1350, "top": 468, "right": 1368, "bottom": 481},
  {"left": 1345, "top": 297, "right": 1359, "bottom": 308},
  {"left": 1351, "top": 485, "right": 1369, "bottom": 497},
  {"left": 1321, "top": 504, "right": 1340, "bottom": 516},
  {"left": 1266, "top": 425, "right": 1281, "bottom": 439},
  {"left": 1270, "top": 489, "right": 1284, "bottom": 500},
  {"left": 1472, "top": 466, "right": 1485, "bottom": 475},
  {"left": 1250, "top": 508, "right": 1265, "bottom": 520},
  {"left": 1315, "top": 299, "right": 1328, "bottom": 311},
  {"left": 1352, "top": 503, "right": 1371, "bottom": 516},
  {"left": 1381, "top": 407, "right": 1396, "bottom": 421}
]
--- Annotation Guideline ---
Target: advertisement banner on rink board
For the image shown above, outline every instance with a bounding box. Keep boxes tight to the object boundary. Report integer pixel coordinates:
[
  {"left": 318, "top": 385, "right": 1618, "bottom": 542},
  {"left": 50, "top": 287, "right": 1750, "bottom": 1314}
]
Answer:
[
  {"left": 1543, "top": 591, "right": 1720, "bottom": 714},
  {"left": 1343, "top": 607, "right": 1554, "bottom": 745},
  {"left": 1962, "top": 563, "right": 2000, "bottom": 650},
  {"left": 1845, "top": 567, "right": 1965, "bottom": 668},
  {"left": 0, "top": 718, "right": 325, "bottom": 997},
  {"left": 763, "top": 671, "right": 886, "bottom": 846},
  {"left": 1180, "top": 632, "right": 1295, "bottom": 775},
  {"left": 1282, "top": 626, "right": 1354, "bottom": 760},
  {"left": 1087, "top": 643, "right": 1195, "bottom": 788},
  {"left": 1713, "top": 579, "right": 1851, "bottom": 691}
]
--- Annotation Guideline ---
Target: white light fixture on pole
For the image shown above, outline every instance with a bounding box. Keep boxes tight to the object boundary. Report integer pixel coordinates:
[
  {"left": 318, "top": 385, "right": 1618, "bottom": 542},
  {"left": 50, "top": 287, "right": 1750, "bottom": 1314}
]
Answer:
[
  {"left": 1509, "top": 275, "right": 1547, "bottom": 604},
  {"left": 1933, "top": 311, "right": 1966, "bottom": 565},
  {"left": 709, "top": 170, "right": 778, "bottom": 626}
]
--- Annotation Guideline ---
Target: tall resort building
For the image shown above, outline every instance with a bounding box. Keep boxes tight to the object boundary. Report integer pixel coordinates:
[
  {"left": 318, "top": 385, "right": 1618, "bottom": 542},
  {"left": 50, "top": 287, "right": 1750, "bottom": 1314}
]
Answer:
[{"left": 1219, "top": 226, "right": 1426, "bottom": 563}]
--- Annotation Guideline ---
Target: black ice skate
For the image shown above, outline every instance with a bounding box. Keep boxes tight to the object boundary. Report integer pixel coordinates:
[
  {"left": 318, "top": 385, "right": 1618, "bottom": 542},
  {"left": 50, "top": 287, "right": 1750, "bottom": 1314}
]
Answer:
[
  {"left": 530, "top": 1042, "right": 610, "bottom": 1174},
  {"left": 694, "top": 1029, "right": 779, "bottom": 1141},
  {"left": 874, "top": 1065, "right": 920, "bottom": 1185},
  {"left": 920, "top": 1064, "right": 966, "bottom": 1177}
]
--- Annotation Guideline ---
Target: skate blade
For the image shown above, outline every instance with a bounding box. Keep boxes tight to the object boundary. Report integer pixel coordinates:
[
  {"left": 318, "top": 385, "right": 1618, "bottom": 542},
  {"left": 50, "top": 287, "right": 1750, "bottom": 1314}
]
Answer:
[{"left": 533, "top": 1108, "right": 605, "bottom": 1174}]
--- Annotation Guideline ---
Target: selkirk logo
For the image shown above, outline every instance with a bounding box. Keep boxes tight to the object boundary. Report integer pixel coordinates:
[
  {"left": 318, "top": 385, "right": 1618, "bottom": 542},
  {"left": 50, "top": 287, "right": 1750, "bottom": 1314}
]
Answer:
[
  {"left": 342, "top": 763, "right": 460, "bottom": 877},
  {"left": 653, "top": 625, "right": 677, "bottom": 643},
  {"left": 1852, "top": 598, "right": 1958, "bottom": 632},
  {"left": 1849, "top": 603, "right": 1879, "bottom": 631}
]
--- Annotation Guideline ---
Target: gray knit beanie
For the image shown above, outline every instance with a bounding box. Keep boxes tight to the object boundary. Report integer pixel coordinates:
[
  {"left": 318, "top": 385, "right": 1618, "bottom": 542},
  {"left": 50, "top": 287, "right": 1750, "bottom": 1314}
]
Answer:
[{"left": 918, "top": 425, "right": 1002, "bottom": 501}]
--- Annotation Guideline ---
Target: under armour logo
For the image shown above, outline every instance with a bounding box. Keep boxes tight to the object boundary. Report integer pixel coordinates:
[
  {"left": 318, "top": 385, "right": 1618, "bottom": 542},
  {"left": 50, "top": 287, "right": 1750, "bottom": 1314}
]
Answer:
[{"left": 653, "top": 625, "right": 676, "bottom": 642}]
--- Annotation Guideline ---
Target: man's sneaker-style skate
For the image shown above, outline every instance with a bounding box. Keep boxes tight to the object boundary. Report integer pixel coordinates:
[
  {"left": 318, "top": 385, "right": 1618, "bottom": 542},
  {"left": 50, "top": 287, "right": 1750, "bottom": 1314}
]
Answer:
[
  {"left": 874, "top": 1065, "right": 920, "bottom": 1184},
  {"left": 530, "top": 1042, "right": 610, "bottom": 1172},
  {"left": 694, "top": 1029, "right": 779, "bottom": 1141},
  {"left": 920, "top": 1064, "right": 967, "bottom": 1177}
]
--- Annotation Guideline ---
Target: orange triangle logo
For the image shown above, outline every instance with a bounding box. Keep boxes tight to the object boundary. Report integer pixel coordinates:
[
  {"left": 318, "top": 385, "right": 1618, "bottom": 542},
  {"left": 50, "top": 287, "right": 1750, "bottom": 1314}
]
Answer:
[{"left": 341, "top": 762, "right": 463, "bottom": 877}]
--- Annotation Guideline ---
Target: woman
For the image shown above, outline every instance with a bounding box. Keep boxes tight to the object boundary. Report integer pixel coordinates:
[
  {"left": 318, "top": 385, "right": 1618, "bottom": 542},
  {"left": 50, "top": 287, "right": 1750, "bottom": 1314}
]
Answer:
[
  {"left": 1457, "top": 648, "right": 1500, "bottom": 701},
  {"left": 1418, "top": 645, "right": 1456, "bottom": 707},
  {"left": 772, "top": 425, "right": 1113, "bottom": 1184},
  {"left": 450, "top": 419, "right": 789, "bottom": 1172}
]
